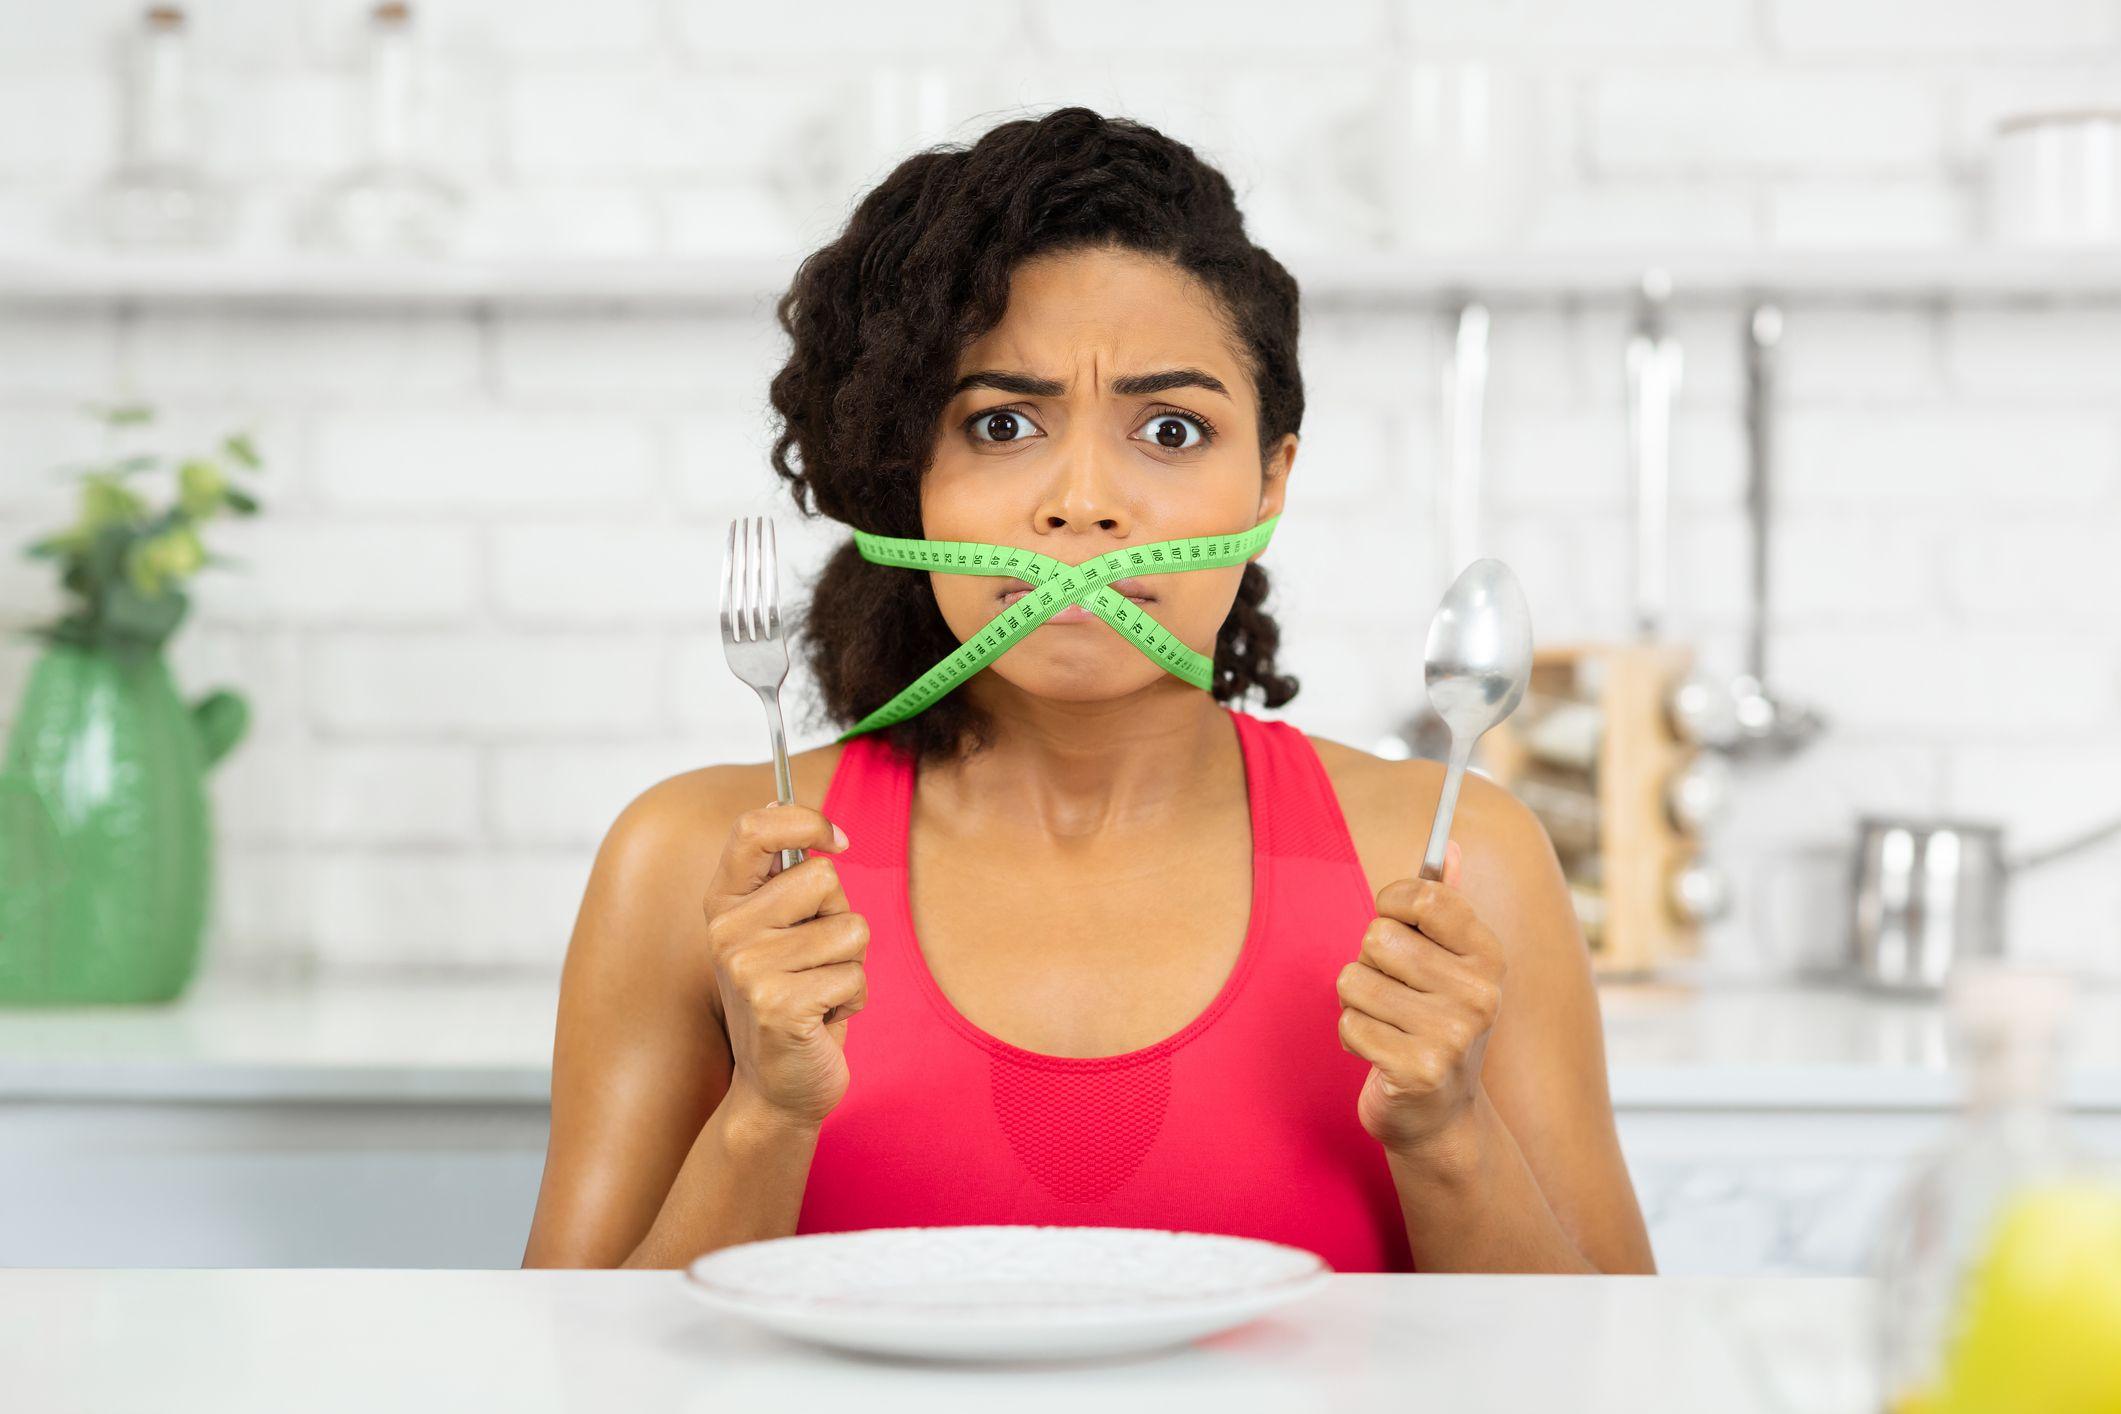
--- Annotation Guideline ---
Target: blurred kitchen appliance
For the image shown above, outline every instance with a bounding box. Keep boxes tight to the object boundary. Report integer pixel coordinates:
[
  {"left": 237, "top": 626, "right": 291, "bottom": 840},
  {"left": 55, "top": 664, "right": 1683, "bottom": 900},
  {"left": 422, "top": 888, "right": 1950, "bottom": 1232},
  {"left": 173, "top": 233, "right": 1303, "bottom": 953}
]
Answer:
[
  {"left": 1850, "top": 813, "right": 2121, "bottom": 993},
  {"left": 1989, "top": 108, "right": 2121, "bottom": 247},
  {"left": 89, "top": 4, "right": 233, "bottom": 248},
  {"left": 295, "top": 2, "right": 462, "bottom": 254},
  {"left": 1853, "top": 818, "right": 2004, "bottom": 993}
]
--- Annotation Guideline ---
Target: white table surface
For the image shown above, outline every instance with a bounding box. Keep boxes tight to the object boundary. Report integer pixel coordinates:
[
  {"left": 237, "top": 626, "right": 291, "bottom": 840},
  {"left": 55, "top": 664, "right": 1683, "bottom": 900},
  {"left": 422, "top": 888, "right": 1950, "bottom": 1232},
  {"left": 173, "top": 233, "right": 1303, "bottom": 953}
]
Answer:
[
  {"left": 0, "top": 1268, "right": 1877, "bottom": 1414},
  {"left": 2, "top": 972, "right": 2118, "bottom": 1110}
]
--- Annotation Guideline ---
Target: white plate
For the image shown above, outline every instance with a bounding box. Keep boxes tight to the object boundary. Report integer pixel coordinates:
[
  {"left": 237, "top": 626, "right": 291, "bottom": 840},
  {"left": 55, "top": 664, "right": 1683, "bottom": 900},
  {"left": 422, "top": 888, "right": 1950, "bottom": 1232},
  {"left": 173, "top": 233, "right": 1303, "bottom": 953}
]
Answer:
[{"left": 681, "top": 1224, "right": 1330, "bottom": 1362}]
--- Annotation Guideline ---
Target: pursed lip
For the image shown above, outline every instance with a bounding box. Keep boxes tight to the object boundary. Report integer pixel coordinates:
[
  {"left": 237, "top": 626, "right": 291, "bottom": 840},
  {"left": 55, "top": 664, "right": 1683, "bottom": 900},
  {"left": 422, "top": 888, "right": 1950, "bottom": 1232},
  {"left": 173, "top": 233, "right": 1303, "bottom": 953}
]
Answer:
[{"left": 997, "top": 575, "right": 1156, "bottom": 603}]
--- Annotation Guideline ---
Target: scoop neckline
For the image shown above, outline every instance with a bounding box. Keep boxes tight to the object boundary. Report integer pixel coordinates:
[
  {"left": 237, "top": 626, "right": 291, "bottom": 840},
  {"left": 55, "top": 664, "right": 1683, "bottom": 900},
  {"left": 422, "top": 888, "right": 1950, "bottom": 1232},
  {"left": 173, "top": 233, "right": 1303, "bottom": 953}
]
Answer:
[{"left": 888, "top": 705, "right": 1272, "bottom": 1073}]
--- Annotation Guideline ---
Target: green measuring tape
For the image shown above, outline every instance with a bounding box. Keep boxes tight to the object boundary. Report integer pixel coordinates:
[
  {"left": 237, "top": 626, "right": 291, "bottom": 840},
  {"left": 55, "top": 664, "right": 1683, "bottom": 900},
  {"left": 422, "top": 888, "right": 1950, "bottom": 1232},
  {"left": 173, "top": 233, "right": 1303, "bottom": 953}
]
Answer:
[{"left": 836, "top": 514, "right": 1282, "bottom": 741}]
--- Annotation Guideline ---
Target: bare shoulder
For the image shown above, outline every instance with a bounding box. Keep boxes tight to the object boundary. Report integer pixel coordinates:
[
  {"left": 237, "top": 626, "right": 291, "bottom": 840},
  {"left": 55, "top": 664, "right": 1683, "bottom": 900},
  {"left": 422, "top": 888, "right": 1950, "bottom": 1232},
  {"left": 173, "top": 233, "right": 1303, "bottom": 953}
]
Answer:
[
  {"left": 570, "top": 739, "right": 854, "bottom": 1019},
  {"left": 601, "top": 738, "right": 851, "bottom": 869},
  {"left": 1302, "top": 732, "right": 1565, "bottom": 942}
]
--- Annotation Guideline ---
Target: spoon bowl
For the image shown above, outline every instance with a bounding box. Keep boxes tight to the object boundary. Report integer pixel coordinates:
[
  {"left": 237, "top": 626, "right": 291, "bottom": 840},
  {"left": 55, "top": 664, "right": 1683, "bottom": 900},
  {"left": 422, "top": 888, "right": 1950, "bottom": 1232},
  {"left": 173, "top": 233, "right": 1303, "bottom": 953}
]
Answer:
[{"left": 1418, "top": 559, "right": 1534, "bottom": 880}]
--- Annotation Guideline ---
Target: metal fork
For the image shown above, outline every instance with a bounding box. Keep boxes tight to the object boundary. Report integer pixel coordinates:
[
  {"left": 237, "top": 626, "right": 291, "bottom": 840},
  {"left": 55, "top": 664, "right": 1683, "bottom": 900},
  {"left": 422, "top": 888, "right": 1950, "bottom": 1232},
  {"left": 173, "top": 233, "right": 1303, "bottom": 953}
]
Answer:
[{"left": 718, "top": 516, "right": 804, "bottom": 874}]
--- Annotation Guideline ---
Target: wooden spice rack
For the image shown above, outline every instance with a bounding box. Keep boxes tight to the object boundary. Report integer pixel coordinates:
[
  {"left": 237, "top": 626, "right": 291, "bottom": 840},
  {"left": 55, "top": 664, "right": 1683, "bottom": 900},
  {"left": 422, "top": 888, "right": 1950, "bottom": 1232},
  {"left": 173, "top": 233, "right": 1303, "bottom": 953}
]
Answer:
[{"left": 1480, "top": 640, "right": 1703, "bottom": 976}]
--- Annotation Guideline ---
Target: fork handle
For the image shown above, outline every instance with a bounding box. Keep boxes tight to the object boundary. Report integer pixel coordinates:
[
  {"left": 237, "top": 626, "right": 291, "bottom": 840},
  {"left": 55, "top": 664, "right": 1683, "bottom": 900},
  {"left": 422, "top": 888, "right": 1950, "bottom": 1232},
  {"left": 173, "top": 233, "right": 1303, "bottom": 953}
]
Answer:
[{"left": 760, "top": 689, "right": 806, "bottom": 873}]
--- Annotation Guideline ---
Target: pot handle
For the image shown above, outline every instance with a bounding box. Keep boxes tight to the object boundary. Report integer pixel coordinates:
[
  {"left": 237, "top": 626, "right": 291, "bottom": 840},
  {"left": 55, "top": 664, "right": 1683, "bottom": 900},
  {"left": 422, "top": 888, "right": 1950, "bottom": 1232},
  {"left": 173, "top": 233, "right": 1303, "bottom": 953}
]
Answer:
[
  {"left": 2009, "top": 814, "right": 2121, "bottom": 874},
  {"left": 190, "top": 688, "right": 250, "bottom": 770}
]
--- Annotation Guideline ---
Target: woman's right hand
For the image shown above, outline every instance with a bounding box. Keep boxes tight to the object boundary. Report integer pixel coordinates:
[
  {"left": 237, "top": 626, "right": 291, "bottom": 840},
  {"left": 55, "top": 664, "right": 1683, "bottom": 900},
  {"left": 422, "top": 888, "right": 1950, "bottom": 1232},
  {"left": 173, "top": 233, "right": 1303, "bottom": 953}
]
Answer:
[{"left": 701, "top": 802, "right": 868, "bottom": 1132}]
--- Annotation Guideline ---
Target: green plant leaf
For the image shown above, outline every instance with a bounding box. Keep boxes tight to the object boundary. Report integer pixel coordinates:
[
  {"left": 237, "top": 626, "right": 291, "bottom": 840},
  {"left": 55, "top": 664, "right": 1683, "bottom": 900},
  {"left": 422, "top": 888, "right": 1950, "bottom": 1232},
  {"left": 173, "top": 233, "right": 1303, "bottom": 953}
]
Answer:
[
  {"left": 160, "top": 525, "right": 204, "bottom": 579},
  {"left": 178, "top": 459, "right": 228, "bottom": 517},
  {"left": 22, "top": 410, "right": 263, "bottom": 650},
  {"left": 79, "top": 474, "right": 146, "bottom": 532},
  {"left": 124, "top": 541, "right": 162, "bottom": 598},
  {"left": 85, "top": 402, "right": 155, "bottom": 427}
]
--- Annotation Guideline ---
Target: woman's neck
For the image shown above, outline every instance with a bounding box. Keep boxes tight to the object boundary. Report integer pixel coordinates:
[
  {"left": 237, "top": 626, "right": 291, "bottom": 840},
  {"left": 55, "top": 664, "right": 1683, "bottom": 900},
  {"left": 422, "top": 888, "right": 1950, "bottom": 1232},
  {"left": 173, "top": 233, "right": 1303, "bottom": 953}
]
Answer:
[{"left": 929, "top": 678, "right": 1239, "bottom": 842}]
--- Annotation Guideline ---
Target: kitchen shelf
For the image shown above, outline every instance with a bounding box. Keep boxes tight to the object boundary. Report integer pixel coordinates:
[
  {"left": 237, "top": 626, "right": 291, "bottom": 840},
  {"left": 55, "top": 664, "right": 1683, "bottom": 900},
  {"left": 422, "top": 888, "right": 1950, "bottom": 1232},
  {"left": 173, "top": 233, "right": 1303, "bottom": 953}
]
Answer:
[{"left": 4, "top": 246, "right": 2121, "bottom": 312}]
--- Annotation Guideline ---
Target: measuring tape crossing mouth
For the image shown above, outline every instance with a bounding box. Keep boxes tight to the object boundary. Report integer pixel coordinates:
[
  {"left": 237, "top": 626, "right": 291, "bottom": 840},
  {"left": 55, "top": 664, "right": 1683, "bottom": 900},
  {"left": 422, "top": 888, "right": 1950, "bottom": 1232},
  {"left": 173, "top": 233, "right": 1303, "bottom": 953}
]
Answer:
[{"left": 836, "top": 513, "right": 1282, "bottom": 742}]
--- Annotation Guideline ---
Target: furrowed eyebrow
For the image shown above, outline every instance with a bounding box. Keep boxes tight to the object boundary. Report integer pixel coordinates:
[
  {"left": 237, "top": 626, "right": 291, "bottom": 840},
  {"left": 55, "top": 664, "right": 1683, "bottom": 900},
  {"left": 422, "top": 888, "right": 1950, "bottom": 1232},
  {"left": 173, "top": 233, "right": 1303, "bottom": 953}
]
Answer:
[
  {"left": 1114, "top": 368, "right": 1230, "bottom": 399},
  {"left": 950, "top": 367, "right": 1232, "bottom": 400}
]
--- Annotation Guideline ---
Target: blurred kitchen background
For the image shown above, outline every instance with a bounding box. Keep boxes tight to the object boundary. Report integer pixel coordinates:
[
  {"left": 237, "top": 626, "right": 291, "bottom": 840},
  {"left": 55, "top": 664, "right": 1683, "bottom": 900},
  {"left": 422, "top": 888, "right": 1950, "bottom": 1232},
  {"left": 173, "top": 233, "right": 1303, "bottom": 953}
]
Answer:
[{"left": 2, "top": 0, "right": 2119, "bottom": 1277}]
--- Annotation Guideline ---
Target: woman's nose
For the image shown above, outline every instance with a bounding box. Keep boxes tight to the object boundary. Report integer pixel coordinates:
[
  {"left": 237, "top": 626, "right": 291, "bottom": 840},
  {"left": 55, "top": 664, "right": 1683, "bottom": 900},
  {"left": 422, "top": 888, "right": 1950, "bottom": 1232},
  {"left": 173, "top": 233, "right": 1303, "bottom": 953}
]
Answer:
[{"left": 1038, "top": 427, "right": 1126, "bottom": 532}]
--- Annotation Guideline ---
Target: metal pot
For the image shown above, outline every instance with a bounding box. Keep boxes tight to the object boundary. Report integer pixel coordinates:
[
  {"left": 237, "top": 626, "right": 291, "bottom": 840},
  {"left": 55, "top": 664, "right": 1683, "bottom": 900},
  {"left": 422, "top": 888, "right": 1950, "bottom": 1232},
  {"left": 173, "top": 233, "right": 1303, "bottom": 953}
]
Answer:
[{"left": 1850, "top": 813, "right": 2121, "bottom": 992}]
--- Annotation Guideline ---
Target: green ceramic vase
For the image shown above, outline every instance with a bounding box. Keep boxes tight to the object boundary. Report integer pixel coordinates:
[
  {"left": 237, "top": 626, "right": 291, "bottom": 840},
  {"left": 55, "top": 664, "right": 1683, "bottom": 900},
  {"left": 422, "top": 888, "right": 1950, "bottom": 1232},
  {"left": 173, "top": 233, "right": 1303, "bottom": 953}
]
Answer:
[{"left": 0, "top": 642, "right": 247, "bottom": 1004}]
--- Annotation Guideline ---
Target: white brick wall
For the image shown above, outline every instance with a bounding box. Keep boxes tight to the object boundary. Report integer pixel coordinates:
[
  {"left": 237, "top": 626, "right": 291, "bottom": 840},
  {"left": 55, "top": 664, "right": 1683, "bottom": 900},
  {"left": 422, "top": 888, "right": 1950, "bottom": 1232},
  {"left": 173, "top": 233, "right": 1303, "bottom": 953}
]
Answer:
[
  {"left": 1, "top": 0, "right": 2118, "bottom": 983},
  {"left": 1589, "top": 72, "right": 1944, "bottom": 176},
  {"left": 1769, "top": 0, "right": 2118, "bottom": 53},
  {"left": 310, "top": 412, "right": 659, "bottom": 509}
]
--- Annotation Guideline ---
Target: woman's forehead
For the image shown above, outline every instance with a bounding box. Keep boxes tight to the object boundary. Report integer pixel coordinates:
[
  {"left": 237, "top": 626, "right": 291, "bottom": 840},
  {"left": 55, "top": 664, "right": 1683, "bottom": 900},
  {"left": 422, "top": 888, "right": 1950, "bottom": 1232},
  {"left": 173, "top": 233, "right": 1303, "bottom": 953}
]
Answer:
[{"left": 956, "top": 253, "right": 1244, "bottom": 391}]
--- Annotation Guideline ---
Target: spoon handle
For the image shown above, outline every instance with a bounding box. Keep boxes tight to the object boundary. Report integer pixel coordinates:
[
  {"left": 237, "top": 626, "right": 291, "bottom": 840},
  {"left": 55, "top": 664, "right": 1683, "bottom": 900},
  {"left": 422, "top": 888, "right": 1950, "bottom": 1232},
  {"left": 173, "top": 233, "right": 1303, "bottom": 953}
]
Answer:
[{"left": 1419, "top": 737, "right": 1474, "bottom": 881}]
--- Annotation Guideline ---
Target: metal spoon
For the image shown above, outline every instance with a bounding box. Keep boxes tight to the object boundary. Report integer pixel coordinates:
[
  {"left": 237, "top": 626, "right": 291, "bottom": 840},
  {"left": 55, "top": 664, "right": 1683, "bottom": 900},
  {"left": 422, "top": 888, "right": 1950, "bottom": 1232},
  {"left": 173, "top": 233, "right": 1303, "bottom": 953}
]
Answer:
[{"left": 1418, "top": 558, "right": 1535, "bottom": 882}]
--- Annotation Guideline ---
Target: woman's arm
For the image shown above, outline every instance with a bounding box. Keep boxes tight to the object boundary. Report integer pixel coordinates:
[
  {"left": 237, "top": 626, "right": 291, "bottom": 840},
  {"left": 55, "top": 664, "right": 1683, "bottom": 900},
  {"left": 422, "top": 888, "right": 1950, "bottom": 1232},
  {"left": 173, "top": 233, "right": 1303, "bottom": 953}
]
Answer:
[
  {"left": 1450, "top": 780, "right": 1662, "bottom": 1280},
  {"left": 617, "top": 1078, "right": 825, "bottom": 1269},
  {"left": 1335, "top": 759, "right": 1656, "bottom": 1275},
  {"left": 520, "top": 768, "right": 819, "bottom": 1269}
]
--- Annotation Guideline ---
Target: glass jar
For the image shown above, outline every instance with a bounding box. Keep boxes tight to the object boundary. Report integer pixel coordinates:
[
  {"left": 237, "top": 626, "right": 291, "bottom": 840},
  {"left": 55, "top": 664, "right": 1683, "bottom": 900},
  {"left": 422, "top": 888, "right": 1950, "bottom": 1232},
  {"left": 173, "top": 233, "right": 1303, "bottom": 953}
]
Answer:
[{"left": 1871, "top": 963, "right": 2106, "bottom": 1413}]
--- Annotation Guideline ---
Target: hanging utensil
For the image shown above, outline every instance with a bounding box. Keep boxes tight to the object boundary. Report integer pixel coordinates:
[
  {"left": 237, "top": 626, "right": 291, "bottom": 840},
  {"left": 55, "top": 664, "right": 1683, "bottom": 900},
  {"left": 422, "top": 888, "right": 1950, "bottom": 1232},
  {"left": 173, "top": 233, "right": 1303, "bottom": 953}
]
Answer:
[
  {"left": 1730, "top": 301, "right": 1825, "bottom": 757},
  {"left": 1379, "top": 299, "right": 1489, "bottom": 765},
  {"left": 1625, "top": 267, "right": 1682, "bottom": 644}
]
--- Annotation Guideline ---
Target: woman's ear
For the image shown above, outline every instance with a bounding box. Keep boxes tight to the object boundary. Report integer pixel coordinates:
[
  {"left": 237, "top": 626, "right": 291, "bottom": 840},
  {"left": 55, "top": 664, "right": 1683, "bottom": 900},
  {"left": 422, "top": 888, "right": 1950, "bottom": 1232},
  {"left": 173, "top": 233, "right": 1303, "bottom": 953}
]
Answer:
[{"left": 1258, "top": 432, "right": 1296, "bottom": 521}]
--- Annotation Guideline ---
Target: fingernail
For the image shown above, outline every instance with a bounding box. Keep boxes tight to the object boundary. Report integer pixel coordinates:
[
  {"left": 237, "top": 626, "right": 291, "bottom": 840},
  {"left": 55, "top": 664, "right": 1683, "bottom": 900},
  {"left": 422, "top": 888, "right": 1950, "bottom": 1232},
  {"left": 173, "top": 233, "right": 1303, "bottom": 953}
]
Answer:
[{"left": 832, "top": 824, "right": 850, "bottom": 850}]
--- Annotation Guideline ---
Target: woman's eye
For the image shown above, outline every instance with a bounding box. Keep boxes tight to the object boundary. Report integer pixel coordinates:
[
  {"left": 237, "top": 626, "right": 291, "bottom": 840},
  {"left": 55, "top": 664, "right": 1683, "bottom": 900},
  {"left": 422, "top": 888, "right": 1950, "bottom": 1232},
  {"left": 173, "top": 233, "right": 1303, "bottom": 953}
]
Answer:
[
  {"left": 1136, "top": 412, "right": 1212, "bottom": 452},
  {"left": 967, "top": 408, "right": 1044, "bottom": 445}
]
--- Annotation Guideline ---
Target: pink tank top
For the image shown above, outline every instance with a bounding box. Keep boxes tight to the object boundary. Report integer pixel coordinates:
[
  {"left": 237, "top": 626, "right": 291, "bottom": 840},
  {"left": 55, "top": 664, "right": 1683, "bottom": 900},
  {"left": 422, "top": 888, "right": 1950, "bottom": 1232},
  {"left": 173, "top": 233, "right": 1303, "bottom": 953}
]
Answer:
[{"left": 795, "top": 704, "right": 1416, "bottom": 1272}]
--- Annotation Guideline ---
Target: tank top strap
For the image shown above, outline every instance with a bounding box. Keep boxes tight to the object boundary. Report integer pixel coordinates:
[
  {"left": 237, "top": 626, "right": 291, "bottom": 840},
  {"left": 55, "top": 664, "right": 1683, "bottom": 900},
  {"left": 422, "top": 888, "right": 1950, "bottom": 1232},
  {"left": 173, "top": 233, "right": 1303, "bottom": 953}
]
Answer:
[
  {"left": 1227, "top": 707, "right": 1367, "bottom": 867},
  {"left": 820, "top": 732, "right": 912, "bottom": 873}
]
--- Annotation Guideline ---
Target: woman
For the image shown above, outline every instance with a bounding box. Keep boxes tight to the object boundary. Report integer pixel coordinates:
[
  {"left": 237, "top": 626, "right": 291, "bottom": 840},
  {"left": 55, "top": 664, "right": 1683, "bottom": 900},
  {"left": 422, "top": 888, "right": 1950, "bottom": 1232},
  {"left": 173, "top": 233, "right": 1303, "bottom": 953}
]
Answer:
[{"left": 522, "top": 107, "right": 1654, "bottom": 1275}]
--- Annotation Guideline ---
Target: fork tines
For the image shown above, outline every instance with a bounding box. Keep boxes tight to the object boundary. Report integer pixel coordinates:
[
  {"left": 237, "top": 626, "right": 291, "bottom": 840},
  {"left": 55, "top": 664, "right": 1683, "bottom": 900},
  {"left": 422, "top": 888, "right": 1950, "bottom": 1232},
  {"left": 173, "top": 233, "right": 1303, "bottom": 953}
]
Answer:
[{"left": 719, "top": 515, "right": 783, "bottom": 643}]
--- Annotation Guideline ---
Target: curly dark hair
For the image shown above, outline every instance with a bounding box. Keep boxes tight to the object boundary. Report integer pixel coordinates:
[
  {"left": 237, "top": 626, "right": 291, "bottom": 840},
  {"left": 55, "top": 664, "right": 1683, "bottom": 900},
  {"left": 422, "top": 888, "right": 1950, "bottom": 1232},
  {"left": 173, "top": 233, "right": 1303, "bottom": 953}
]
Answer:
[{"left": 766, "top": 105, "right": 1305, "bottom": 762}]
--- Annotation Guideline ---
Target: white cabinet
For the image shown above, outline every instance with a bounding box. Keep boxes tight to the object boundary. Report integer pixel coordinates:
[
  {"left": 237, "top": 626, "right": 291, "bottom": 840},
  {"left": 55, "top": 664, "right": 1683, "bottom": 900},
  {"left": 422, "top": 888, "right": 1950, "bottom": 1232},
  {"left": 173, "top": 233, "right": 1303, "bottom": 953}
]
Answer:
[
  {"left": 0, "top": 1101, "right": 547, "bottom": 1268},
  {"left": 1622, "top": 1107, "right": 2121, "bottom": 1276}
]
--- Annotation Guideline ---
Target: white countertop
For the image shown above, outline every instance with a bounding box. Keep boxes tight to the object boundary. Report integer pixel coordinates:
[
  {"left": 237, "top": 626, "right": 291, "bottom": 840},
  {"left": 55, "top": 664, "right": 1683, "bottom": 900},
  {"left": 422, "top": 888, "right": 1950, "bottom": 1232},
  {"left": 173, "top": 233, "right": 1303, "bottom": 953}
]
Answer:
[
  {"left": 2, "top": 974, "right": 2119, "bottom": 1111},
  {"left": 0, "top": 1268, "right": 1875, "bottom": 1414}
]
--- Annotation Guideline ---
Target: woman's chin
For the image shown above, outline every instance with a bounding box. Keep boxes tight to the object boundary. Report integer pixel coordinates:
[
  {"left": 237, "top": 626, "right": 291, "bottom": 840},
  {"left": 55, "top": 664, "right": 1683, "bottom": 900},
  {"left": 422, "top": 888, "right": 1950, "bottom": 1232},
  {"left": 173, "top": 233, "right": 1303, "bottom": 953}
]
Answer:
[{"left": 988, "top": 654, "right": 1194, "bottom": 706}]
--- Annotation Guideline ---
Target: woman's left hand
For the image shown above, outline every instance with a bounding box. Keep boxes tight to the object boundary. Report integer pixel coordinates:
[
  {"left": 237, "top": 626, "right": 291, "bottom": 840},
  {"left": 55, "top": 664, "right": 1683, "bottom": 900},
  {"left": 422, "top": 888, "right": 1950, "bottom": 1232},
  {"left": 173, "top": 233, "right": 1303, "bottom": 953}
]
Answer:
[{"left": 1335, "top": 839, "right": 1507, "bottom": 1161}]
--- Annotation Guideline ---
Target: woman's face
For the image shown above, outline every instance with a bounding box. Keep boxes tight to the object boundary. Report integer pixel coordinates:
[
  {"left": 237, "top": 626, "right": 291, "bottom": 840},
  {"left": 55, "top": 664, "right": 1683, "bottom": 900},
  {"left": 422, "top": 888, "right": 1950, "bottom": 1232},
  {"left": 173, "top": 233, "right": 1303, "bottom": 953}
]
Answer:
[{"left": 921, "top": 244, "right": 1295, "bottom": 711}]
